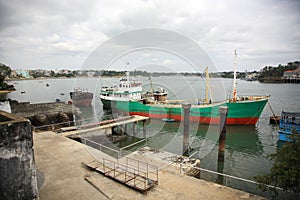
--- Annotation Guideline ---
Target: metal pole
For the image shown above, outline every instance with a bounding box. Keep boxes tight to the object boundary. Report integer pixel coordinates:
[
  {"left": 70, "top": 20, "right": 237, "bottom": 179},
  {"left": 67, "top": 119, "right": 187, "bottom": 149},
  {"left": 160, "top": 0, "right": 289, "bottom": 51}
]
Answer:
[{"left": 182, "top": 104, "right": 191, "bottom": 155}]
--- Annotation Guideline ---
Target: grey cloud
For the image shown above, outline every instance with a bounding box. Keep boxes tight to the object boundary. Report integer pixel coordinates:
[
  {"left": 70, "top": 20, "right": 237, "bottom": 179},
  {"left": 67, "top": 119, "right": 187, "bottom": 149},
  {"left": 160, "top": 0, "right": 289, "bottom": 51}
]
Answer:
[{"left": 0, "top": 0, "right": 299, "bottom": 70}]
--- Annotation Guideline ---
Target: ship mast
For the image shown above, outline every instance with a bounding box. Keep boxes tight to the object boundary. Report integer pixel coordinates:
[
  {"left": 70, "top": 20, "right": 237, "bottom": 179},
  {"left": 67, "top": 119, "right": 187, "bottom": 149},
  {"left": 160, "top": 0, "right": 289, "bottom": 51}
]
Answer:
[
  {"left": 232, "top": 50, "right": 237, "bottom": 102},
  {"left": 205, "top": 67, "right": 211, "bottom": 104}
]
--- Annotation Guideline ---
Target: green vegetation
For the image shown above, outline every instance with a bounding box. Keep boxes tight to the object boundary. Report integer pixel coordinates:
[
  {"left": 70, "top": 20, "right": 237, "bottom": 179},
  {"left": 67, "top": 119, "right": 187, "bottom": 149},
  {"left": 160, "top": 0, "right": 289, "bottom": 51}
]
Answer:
[
  {"left": 0, "top": 63, "right": 15, "bottom": 90},
  {"left": 254, "top": 133, "right": 300, "bottom": 198},
  {"left": 258, "top": 61, "right": 299, "bottom": 82}
]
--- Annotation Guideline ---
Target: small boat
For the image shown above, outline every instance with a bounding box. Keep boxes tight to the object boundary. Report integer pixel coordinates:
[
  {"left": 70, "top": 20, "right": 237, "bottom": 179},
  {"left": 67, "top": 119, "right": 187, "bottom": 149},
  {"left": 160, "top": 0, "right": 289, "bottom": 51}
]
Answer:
[
  {"left": 21, "top": 91, "right": 26, "bottom": 94},
  {"left": 60, "top": 93, "right": 65, "bottom": 95},
  {"left": 278, "top": 111, "right": 300, "bottom": 142},
  {"left": 70, "top": 88, "right": 93, "bottom": 106},
  {"left": 100, "top": 72, "right": 143, "bottom": 109}
]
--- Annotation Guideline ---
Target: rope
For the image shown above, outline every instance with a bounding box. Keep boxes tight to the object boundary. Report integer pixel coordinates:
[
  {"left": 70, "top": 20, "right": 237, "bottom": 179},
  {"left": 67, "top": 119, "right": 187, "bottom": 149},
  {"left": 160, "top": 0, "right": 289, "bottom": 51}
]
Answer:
[{"left": 267, "top": 102, "right": 279, "bottom": 128}]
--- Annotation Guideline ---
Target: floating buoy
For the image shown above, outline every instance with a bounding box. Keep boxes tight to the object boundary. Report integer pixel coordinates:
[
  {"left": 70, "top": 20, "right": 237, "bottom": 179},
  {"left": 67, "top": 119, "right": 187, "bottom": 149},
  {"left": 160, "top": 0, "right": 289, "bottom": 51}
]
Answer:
[{"left": 46, "top": 83, "right": 49, "bottom": 87}]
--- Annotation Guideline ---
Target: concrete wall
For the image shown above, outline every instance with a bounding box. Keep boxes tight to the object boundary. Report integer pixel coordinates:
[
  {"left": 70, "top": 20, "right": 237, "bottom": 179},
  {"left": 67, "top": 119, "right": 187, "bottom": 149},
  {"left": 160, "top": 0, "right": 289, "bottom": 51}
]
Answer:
[
  {"left": 0, "top": 111, "right": 38, "bottom": 199},
  {"left": 9, "top": 101, "right": 77, "bottom": 127}
]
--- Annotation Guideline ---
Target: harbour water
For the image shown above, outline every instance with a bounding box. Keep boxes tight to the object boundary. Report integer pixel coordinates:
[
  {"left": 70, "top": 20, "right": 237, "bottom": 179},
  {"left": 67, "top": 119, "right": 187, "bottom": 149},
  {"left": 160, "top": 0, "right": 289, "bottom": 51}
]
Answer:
[{"left": 7, "top": 76, "right": 300, "bottom": 197}]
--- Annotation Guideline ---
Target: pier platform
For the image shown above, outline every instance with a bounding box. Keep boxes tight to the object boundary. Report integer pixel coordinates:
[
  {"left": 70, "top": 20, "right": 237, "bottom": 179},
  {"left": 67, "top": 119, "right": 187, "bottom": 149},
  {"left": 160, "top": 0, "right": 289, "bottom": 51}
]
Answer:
[
  {"left": 61, "top": 115, "right": 149, "bottom": 137},
  {"left": 34, "top": 131, "right": 264, "bottom": 200}
]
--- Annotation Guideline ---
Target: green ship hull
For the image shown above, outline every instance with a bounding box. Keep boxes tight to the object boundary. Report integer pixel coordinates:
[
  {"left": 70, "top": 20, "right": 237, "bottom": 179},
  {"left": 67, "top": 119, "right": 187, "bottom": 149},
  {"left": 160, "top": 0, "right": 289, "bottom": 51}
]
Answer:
[{"left": 101, "top": 96, "right": 269, "bottom": 125}]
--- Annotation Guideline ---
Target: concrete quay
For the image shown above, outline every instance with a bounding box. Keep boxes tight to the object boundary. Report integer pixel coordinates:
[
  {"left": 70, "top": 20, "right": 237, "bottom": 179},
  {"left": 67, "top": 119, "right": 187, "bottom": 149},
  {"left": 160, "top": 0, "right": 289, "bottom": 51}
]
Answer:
[{"left": 34, "top": 131, "right": 264, "bottom": 200}]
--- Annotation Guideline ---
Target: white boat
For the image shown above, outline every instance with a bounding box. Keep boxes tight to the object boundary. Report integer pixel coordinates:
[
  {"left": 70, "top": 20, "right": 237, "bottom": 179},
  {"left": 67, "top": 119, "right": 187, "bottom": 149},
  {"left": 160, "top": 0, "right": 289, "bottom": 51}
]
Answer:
[{"left": 100, "top": 72, "right": 143, "bottom": 108}]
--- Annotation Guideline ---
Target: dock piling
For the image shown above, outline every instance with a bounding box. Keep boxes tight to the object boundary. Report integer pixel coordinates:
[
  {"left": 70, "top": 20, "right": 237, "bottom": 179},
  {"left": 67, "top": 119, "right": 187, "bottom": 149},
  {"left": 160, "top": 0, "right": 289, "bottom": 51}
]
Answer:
[
  {"left": 182, "top": 104, "right": 191, "bottom": 155},
  {"left": 218, "top": 106, "right": 228, "bottom": 162},
  {"left": 143, "top": 120, "right": 146, "bottom": 138},
  {"left": 133, "top": 122, "right": 136, "bottom": 136},
  {"left": 217, "top": 106, "right": 228, "bottom": 184}
]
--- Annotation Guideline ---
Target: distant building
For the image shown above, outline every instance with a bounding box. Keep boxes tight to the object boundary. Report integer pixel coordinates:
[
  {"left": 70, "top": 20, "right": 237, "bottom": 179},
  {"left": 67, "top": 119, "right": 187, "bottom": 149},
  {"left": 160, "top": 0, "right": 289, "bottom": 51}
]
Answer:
[
  {"left": 87, "top": 71, "right": 95, "bottom": 77},
  {"left": 245, "top": 72, "right": 258, "bottom": 81},
  {"left": 283, "top": 68, "right": 300, "bottom": 78},
  {"left": 282, "top": 68, "right": 300, "bottom": 83},
  {"left": 15, "top": 69, "right": 30, "bottom": 78}
]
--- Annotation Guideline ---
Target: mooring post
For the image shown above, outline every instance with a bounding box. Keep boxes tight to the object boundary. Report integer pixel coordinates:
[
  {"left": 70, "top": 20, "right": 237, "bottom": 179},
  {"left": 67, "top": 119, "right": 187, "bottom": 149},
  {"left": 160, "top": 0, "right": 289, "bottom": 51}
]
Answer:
[
  {"left": 142, "top": 120, "right": 146, "bottom": 138},
  {"left": 123, "top": 124, "right": 127, "bottom": 135},
  {"left": 216, "top": 106, "right": 228, "bottom": 184},
  {"left": 111, "top": 126, "right": 115, "bottom": 135},
  {"left": 218, "top": 106, "right": 228, "bottom": 162},
  {"left": 182, "top": 104, "right": 191, "bottom": 155},
  {"left": 133, "top": 122, "right": 136, "bottom": 136}
]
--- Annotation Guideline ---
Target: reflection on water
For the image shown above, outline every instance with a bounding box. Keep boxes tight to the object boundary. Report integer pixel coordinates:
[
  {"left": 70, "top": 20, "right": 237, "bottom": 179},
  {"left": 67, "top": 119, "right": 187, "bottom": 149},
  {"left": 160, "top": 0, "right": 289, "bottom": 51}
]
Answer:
[{"left": 141, "top": 119, "right": 263, "bottom": 156}]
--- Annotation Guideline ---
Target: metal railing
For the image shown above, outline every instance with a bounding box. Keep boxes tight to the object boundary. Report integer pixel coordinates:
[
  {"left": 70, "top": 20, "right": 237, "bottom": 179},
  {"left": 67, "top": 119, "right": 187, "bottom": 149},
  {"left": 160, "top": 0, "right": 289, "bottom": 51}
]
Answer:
[
  {"left": 98, "top": 157, "right": 158, "bottom": 193},
  {"left": 179, "top": 153, "right": 299, "bottom": 199},
  {"left": 32, "top": 117, "right": 96, "bottom": 131},
  {"left": 119, "top": 138, "right": 147, "bottom": 157},
  {"left": 80, "top": 135, "right": 148, "bottom": 159},
  {"left": 80, "top": 136, "right": 121, "bottom": 159},
  {"left": 32, "top": 113, "right": 124, "bottom": 132}
]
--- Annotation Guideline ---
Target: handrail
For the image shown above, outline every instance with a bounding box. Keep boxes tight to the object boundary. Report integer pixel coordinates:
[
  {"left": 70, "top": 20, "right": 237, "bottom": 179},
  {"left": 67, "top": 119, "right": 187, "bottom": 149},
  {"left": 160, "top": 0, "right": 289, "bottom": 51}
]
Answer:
[
  {"left": 33, "top": 117, "right": 96, "bottom": 130},
  {"left": 120, "top": 138, "right": 147, "bottom": 151},
  {"left": 80, "top": 136, "right": 120, "bottom": 158},
  {"left": 179, "top": 159, "right": 288, "bottom": 193}
]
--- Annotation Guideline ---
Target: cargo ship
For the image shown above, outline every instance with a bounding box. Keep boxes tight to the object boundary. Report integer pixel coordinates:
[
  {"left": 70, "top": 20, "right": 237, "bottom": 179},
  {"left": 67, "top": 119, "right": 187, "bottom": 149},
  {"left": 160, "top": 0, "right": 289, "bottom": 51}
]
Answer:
[
  {"left": 70, "top": 88, "right": 93, "bottom": 106},
  {"left": 100, "top": 52, "right": 269, "bottom": 125}
]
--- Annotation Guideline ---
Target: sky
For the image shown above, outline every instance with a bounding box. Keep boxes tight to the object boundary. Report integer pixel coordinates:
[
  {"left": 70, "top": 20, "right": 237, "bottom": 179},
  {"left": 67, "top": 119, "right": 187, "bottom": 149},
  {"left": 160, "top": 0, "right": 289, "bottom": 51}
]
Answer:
[{"left": 0, "top": 0, "right": 299, "bottom": 72}]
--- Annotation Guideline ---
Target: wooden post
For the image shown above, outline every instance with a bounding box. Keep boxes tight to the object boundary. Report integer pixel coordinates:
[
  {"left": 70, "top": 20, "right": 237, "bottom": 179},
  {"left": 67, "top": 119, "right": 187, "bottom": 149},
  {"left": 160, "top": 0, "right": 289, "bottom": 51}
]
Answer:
[
  {"left": 218, "top": 106, "right": 228, "bottom": 162},
  {"left": 182, "top": 104, "right": 191, "bottom": 155}
]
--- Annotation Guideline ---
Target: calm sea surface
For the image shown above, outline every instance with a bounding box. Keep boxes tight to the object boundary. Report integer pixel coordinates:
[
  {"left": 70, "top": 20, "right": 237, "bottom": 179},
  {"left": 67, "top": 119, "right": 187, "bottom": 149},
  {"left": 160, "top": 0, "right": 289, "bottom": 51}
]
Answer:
[{"left": 7, "top": 76, "right": 300, "bottom": 197}]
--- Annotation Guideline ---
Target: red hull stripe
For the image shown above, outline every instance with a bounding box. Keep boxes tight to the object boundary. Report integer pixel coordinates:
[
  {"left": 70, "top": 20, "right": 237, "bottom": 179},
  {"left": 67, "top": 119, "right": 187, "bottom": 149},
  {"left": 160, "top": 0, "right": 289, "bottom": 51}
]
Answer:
[{"left": 129, "top": 112, "right": 258, "bottom": 125}]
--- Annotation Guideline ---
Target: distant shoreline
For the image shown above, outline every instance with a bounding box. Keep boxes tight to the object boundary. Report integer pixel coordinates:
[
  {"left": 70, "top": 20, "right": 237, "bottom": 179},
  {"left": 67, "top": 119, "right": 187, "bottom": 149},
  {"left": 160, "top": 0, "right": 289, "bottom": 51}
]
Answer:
[{"left": 5, "top": 76, "right": 119, "bottom": 82}]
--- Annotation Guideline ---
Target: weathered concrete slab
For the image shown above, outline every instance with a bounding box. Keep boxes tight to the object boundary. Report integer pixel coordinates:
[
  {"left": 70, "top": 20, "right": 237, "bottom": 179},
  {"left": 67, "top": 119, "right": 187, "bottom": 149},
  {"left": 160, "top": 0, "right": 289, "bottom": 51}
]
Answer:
[
  {"left": 34, "top": 131, "right": 264, "bottom": 200},
  {"left": 0, "top": 111, "right": 38, "bottom": 200},
  {"left": 34, "top": 131, "right": 108, "bottom": 200}
]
